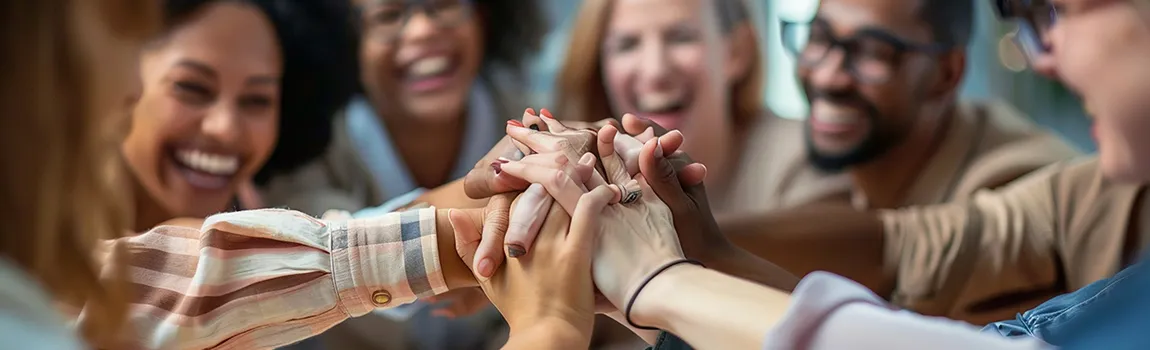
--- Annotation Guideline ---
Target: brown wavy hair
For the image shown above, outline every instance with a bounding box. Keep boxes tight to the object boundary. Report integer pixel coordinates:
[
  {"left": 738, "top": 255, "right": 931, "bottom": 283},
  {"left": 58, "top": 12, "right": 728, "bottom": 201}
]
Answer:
[
  {"left": 0, "top": 0, "right": 157, "bottom": 345},
  {"left": 555, "top": 0, "right": 763, "bottom": 126}
]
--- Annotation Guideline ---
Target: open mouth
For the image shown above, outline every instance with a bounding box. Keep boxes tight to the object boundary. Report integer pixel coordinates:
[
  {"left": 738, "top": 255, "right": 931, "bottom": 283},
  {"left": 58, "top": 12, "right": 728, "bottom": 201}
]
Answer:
[
  {"left": 402, "top": 55, "right": 459, "bottom": 93},
  {"left": 634, "top": 91, "right": 692, "bottom": 130},
  {"left": 170, "top": 148, "right": 240, "bottom": 190}
]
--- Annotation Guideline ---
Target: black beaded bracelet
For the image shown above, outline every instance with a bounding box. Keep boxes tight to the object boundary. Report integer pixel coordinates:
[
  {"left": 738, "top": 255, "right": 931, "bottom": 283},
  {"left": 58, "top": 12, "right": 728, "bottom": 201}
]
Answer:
[{"left": 624, "top": 258, "right": 705, "bottom": 330}]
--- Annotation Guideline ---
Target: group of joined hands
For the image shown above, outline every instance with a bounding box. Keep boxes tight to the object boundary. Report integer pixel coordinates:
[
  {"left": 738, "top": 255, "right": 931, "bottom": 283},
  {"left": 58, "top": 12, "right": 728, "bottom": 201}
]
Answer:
[{"left": 420, "top": 108, "right": 770, "bottom": 344}]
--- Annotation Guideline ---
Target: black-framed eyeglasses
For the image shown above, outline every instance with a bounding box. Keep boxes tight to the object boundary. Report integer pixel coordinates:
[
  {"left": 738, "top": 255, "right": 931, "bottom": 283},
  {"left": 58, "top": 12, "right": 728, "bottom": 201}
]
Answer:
[
  {"left": 358, "top": 0, "right": 474, "bottom": 43},
  {"left": 780, "top": 19, "right": 951, "bottom": 84},
  {"left": 992, "top": 0, "right": 1058, "bottom": 62}
]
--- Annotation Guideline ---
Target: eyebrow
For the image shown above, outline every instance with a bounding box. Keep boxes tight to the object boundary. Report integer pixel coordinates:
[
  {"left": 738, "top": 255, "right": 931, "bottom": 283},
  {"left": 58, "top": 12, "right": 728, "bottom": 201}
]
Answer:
[
  {"left": 174, "top": 59, "right": 217, "bottom": 79},
  {"left": 245, "top": 76, "right": 280, "bottom": 86}
]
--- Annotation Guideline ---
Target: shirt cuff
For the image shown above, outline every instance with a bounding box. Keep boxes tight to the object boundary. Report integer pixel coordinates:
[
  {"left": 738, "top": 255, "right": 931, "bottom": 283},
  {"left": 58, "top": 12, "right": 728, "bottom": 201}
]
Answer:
[
  {"left": 763, "top": 271, "right": 892, "bottom": 349},
  {"left": 331, "top": 208, "right": 449, "bottom": 317}
]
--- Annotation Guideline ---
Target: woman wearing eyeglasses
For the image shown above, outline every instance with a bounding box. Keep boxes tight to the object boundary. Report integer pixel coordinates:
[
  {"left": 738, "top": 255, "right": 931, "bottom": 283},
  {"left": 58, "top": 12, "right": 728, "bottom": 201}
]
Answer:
[{"left": 258, "top": 0, "right": 548, "bottom": 348}]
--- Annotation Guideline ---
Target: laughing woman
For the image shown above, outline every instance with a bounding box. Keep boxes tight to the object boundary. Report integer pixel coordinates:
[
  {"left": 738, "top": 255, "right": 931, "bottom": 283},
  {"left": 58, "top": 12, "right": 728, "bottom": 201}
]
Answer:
[{"left": 122, "top": 0, "right": 358, "bottom": 232}]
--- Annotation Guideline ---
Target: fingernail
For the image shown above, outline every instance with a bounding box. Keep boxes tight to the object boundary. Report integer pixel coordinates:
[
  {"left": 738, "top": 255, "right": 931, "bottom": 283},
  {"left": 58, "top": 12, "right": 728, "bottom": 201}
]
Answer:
[
  {"left": 496, "top": 157, "right": 511, "bottom": 163},
  {"left": 508, "top": 120, "right": 524, "bottom": 127},
  {"left": 529, "top": 124, "right": 540, "bottom": 131},
  {"left": 655, "top": 138, "right": 664, "bottom": 159},
  {"left": 579, "top": 152, "right": 595, "bottom": 166},
  {"left": 478, "top": 258, "right": 494, "bottom": 278},
  {"left": 491, "top": 161, "right": 503, "bottom": 175},
  {"left": 507, "top": 244, "right": 526, "bottom": 258},
  {"left": 540, "top": 109, "right": 554, "bottom": 119},
  {"left": 526, "top": 108, "right": 536, "bottom": 116}
]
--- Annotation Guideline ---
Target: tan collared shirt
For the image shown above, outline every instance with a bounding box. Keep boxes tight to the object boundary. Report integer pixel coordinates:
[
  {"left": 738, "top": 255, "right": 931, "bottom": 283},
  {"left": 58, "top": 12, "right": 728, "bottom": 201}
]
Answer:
[
  {"left": 882, "top": 157, "right": 1150, "bottom": 325},
  {"left": 855, "top": 100, "right": 1081, "bottom": 209},
  {"left": 717, "top": 115, "right": 853, "bottom": 214}
]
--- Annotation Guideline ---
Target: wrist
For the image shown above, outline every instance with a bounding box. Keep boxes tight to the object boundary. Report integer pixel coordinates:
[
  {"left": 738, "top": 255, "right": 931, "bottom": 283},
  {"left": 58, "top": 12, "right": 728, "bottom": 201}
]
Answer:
[
  {"left": 436, "top": 209, "right": 478, "bottom": 289},
  {"left": 511, "top": 316, "right": 592, "bottom": 348},
  {"left": 629, "top": 263, "right": 706, "bottom": 330}
]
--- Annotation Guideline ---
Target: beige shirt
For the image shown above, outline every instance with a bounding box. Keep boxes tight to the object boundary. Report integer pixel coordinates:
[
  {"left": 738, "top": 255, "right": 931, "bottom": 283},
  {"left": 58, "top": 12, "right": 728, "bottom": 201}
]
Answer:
[
  {"left": 717, "top": 115, "right": 853, "bottom": 214},
  {"left": 856, "top": 100, "right": 1081, "bottom": 209},
  {"left": 882, "top": 157, "right": 1150, "bottom": 325}
]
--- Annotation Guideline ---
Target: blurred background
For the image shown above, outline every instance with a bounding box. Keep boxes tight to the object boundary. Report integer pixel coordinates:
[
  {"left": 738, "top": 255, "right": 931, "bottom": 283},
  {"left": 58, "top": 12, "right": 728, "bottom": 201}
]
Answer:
[{"left": 529, "top": 0, "right": 1094, "bottom": 151}]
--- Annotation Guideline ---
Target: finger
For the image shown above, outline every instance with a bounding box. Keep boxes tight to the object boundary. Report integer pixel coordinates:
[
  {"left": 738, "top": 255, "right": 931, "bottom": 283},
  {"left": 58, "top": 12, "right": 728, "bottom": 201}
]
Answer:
[
  {"left": 566, "top": 185, "right": 616, "bottom": 255},
  {"left": 621, "top": 113, "right": 669, "bottom": 136},
  {"left": 466, "top": 158, "right": 531, "bottom": 199},
  {"left": 522, "top": 107, "right": 546, "bottom": 132},
  {"left": 679, "top": 163, "right": 708, "bottom": 186},
  {"left": 657, "top": 130, "right": 685, "bottom": 155},
  {"left": 448, "top": 209, "right": 483, "bottom": 274},
  {"left": 576, "top": 152, "right": 610, "bottom": 189},
  {"left": 499, "top": 161, "right": 587, "bottom": 215},
  {"left": 506, "top": 123, "right": 565, "bottom": 154},
  {"left": 637, "top": 137, "right": 693, "bottom": 214},
  {"left": 473, "top": 194, "right": 513, "bottom": 281},
  {"left": 592, "top": 117, "right": 622, "bottom": 131},
  {"left": 504, "top": 184, "right": 551, "bottom": 258},
  {"left": 596, "top": 126, "right": 633, "bottom": 190},
  {"left": 611, "top": 132, "right": 645, "bottom": 176},
  {"left": 538, "top": 108, "right": 569, "bottom": 132},
  {"left": 505, "top": 152, "right": 588, "bottom": 193}
]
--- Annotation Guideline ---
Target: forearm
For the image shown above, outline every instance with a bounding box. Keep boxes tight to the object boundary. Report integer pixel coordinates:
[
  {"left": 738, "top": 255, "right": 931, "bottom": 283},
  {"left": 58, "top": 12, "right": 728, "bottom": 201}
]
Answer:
[
  {"left": 503, "top": 319, "right": 591, "bottom": 350},
  {"left": 705, "top": 243, "right": 800, "bottom": 291},
  {"left": 632, "top": 265, "right": 791, "bottom": 350},
  {"left": 719, "top": 204, "right": 893, "bottom": 293}
]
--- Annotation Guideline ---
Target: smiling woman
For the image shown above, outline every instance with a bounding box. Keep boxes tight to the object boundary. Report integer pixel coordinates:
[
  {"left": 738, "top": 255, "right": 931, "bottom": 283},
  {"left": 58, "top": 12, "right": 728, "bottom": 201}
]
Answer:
[{"left": 121, "top": 0, "right": 357, "bottom": 231}]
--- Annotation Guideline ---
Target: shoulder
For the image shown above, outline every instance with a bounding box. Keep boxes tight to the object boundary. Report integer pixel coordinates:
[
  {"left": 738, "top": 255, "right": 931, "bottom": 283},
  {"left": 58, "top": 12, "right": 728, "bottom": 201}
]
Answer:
[
  {"left": 0, "top": 261, "right": 85, "bottom": 350},
  {"left": 954, "top": 101, "right": 1082, "bottom": 194}
]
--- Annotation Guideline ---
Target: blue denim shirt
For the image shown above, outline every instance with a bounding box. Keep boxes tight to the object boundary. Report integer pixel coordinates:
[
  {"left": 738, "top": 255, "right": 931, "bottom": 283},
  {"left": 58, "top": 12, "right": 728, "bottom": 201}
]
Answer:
[{"left": 983, "top": 260, "right": 1150, "bottom": 349}]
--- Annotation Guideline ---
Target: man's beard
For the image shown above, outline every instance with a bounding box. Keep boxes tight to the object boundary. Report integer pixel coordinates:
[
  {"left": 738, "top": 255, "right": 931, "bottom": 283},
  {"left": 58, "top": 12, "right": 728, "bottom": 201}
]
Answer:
[{"left": 803, "top": 89, "right": 906, "bottom": 173}]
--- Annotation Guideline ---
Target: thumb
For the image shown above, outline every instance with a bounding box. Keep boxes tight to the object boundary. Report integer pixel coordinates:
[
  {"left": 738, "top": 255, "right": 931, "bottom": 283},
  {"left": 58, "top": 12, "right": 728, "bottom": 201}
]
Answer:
[
  {"left": 472, "top": 193, "right": 512, "bottom": 281},
  {"left": 447, "top": 209, "right": 482, "bottom": 273}
]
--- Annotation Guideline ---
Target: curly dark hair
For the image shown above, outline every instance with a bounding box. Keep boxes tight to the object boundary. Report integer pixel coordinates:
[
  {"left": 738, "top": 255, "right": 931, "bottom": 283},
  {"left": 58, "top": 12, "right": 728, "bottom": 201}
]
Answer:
[
  {"left": 159, "top": 0, "right": 360, "bottom": 184},
  {"left": 472, "top": 0, "right": 547, "bottom": 78}
]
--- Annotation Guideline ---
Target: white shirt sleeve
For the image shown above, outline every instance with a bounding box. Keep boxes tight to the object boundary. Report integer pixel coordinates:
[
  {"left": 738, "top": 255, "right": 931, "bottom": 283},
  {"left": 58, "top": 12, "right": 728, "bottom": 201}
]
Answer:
[{"left": 764, "top": 272, "right": 1053, "bottom": 350}]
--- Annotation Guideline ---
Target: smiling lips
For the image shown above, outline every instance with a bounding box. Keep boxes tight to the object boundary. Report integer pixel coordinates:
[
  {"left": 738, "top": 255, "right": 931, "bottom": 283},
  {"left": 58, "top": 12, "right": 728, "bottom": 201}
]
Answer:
[
  {"left": 405, "top": 55, "right": 455, "bottom": 92},
  {"left": 636, "top": 90, "right": 688, "bottom": 129},
  {"left": 173, "top": 149, "right": 239, "bottom": 190}
]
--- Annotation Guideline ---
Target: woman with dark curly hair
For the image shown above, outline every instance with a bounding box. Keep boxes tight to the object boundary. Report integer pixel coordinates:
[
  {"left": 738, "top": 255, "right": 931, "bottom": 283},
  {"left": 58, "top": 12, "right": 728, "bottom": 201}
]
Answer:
[{"left": 122, "top": 0, "right": 358, "bottom": 232}]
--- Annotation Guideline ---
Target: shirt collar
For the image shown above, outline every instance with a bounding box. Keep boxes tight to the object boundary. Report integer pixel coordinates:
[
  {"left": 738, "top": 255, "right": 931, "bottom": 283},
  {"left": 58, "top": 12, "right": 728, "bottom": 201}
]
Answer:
[{"left": 346, "top": 81, "right": 501, "bottom": 197}]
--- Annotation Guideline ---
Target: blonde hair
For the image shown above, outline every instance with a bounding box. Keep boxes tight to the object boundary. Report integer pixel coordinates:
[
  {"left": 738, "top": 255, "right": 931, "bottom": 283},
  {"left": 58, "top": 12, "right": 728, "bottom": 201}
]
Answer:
[
  {"left": 555, "top": 0, "right": 763, "bottom": 126},
  {"left": 0, "top": 0, "right": 156, "bottom": 345}
]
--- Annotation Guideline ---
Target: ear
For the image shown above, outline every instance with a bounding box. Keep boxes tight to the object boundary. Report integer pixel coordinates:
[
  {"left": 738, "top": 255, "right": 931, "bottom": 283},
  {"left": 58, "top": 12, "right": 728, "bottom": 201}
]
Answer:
[
  {"left": 725, "top": 23, "right": 757, "bottom": 82},
  {"left": 927, "top": 50, "right": 967, "bottom": 99}
]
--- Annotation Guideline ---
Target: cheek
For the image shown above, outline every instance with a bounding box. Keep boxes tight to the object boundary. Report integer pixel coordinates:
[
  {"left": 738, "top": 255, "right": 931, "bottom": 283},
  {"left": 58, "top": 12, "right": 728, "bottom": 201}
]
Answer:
[
  {"left": 361, "top": 41, "right": 396, "bottom": 90},
  {"left": 602, "top": 58, "right": 635, "bottom": 109}
]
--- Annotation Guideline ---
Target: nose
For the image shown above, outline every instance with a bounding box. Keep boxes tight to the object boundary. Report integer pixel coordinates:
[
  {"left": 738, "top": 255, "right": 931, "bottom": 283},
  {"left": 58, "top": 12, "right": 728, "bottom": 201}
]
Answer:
[
  {"left": 806, "top": 49, "right": 854, "bottom": 90},
  {"left": 401, "top": 10, "right": 437, "bottom": 42},
  {"left": 638, "top": 39, "right": 672, "bottom": 85},
  {"left": 201, "top": 106, "right": 241, "bottom": 145}
]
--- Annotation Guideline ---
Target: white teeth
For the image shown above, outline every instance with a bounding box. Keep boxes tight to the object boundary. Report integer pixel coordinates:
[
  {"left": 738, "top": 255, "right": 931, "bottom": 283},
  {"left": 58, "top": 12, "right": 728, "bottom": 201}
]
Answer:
[
  {"left": 637, "top": 91, "right": 684, "bottom": 112},
  {"left": 408, "top": 56, "right": 450, "bottom": 78},
  {"left": 175, "top": 149, "right": 239, "bottom": 176}
]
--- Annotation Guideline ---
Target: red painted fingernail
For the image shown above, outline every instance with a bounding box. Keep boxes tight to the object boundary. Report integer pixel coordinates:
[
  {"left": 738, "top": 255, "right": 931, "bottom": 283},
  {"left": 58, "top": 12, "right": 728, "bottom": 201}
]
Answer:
[
  {"left": 540, "top": 108, "right": 554, "bottom": 119},
  {"left": 525, "top": 108, "right": 536, "bottom": 116},
  {"left": 491, "top": 162, "right": 503, "bottom": 174},
  {"left": 508, "top": 120, "right": 524, "bottom": 127}
]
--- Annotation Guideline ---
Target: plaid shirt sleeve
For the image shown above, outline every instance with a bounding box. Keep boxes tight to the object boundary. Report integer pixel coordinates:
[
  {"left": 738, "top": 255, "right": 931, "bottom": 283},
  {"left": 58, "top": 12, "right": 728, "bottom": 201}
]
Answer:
[{"left": 99, "top": 208, "right": 447, "bottom": 350}]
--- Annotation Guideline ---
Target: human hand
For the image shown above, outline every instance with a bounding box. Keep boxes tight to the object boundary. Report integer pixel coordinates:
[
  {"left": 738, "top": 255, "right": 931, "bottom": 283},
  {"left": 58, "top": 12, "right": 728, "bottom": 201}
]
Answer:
[{"left": 449, "top": 183, "right": 602, "bottom": 342}]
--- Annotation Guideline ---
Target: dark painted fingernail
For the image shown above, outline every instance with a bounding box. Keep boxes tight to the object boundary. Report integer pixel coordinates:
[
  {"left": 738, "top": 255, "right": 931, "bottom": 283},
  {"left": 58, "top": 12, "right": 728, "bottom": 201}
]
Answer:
[
  {"left": 529, "top": 124, "right": 540, "bottom": 131},
  {"left": 507, "top": 244, "right": 527, "bottom": 258},
  {"left": 491, "top": 162, "right": 503, "bottom": 174}
]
